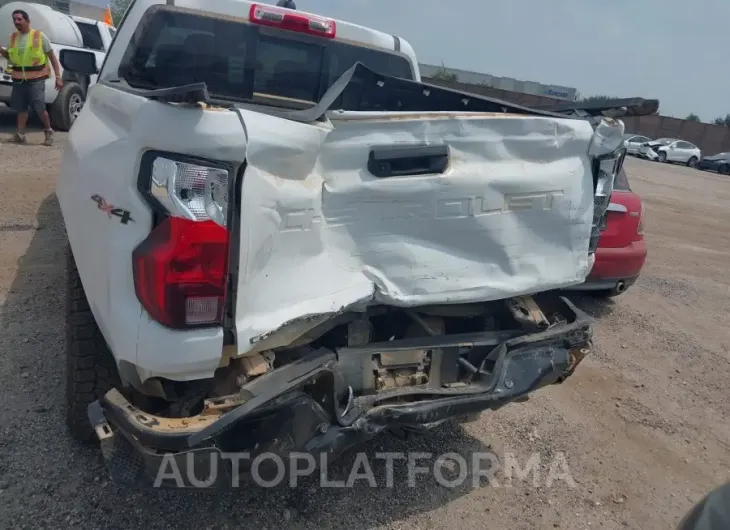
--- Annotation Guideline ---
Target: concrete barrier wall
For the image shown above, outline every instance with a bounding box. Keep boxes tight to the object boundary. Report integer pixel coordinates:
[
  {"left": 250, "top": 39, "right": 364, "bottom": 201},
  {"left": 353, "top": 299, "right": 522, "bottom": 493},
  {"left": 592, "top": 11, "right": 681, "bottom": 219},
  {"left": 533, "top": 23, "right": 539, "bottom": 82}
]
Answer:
[{"left": 424, "top": 77, "right": 730, "bottom": 156}]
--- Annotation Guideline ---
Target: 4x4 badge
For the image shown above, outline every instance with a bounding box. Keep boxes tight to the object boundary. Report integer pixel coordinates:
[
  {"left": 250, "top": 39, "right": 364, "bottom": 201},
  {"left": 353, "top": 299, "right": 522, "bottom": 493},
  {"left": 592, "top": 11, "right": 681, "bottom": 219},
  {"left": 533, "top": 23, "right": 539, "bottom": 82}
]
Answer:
[{"left": 91, "top": 194, "right": 134, "bottom": 224}]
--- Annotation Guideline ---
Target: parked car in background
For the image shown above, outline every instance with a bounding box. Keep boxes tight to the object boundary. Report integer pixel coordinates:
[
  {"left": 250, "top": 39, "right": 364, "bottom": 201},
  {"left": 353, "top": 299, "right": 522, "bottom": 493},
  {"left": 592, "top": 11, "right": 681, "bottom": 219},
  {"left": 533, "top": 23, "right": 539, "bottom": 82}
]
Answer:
[
  {"left": 565, "top": 166, "right": 646, "bottom": 297},
  {"left": 697, "top": 152, "right": 730, "bottom": 174},
  {"left": 638, "top": 138, "right": 675, "bottom": 161},
  {"left": 623, "top": 134, "right": 652, "bottom": 155},
  {"left": 655, "top": 139, "right": 701, "bottom": 167}
]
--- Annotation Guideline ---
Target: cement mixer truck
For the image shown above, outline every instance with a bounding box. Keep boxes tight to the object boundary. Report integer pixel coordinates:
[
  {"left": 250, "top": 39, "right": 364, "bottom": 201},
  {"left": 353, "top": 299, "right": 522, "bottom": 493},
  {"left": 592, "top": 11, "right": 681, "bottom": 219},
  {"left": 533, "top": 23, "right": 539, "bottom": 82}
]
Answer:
[{"left": 0, "top": 2, "right": 115, "bottom": 131}]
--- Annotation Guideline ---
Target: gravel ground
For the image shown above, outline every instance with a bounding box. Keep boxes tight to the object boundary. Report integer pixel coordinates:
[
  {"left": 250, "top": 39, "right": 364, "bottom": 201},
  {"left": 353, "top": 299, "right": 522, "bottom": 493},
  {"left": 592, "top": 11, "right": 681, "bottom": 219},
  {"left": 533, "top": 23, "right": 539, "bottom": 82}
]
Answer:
[{"left": 1, "top": 111, "right": 729, "bottom": 529}]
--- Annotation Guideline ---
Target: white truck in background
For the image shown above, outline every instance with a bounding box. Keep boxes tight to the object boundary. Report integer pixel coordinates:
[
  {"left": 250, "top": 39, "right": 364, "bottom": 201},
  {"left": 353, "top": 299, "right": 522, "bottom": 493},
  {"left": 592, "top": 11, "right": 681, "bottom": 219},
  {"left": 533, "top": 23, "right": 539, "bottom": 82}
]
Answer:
[
  {"left": 55, "top": 0, "right": 641, "bottom": 488},
  {"left": 0, "top": 2, "right": 115, "bottom": 130}
]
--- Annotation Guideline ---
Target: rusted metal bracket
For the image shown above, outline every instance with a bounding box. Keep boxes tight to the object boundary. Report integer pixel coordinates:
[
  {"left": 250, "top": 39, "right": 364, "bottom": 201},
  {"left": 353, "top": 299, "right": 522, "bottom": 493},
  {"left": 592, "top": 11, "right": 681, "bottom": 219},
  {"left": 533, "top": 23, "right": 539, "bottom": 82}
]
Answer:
[{"left": 505, "top": 295, "right": 551, "bottom": 331}]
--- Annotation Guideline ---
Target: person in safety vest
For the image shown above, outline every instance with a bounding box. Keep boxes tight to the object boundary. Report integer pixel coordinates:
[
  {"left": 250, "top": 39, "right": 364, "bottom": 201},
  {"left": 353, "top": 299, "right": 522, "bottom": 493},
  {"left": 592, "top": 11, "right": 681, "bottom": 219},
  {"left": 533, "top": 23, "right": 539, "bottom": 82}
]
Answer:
[{"left": 0, "top": 9, "right": 63, "bottom": 145}]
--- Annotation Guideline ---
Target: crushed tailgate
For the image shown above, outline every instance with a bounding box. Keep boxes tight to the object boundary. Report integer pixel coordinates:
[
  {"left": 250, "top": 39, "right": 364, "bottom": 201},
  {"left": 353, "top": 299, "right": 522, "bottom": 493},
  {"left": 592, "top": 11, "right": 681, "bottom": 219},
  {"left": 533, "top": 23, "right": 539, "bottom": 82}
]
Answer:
[{"left": 231, "top": 104, "right": 600, "bottom": 356}]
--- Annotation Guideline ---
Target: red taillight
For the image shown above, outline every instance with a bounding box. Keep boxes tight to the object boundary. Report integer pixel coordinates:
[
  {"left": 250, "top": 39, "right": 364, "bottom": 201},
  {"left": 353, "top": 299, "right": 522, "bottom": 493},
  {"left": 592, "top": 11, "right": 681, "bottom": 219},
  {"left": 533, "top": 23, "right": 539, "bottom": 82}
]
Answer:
[
  {"left": 636, "top": 205, "right": 644, "bottom": 236},
  {"left": 133, "top": 216, "right": 229, "bottom": 329},
  {"left": 249, "top": 3, "right": 336, "bottom": 39}
]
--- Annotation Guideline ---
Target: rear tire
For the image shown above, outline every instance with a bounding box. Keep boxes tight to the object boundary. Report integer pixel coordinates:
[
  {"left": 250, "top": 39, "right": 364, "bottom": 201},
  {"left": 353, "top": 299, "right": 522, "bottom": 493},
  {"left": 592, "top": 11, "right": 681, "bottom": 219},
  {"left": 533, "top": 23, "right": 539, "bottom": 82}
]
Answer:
[
  {"left": 66, "top": 245, "right": 121, "bottom": 444},
  {"left": 719, "top": 164, "right": 730, "bottom": 175},
  {"left": 687, "top": 156, "right": 698, "bottom": 168},
  {"left": 50, "top": 82, "right": 85, "bottom": 132}
]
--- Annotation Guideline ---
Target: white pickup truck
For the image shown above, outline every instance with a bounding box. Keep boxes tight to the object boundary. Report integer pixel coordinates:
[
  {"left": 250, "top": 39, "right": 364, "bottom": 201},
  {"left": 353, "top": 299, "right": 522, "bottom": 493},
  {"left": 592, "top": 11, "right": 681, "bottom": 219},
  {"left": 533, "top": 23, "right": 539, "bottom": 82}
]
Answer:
[
  {"left": 57, "top": 0, "right": 632, "bottom": 487},
  {"left": 0, "top": 2, "right": 115, "bottom": 130}
]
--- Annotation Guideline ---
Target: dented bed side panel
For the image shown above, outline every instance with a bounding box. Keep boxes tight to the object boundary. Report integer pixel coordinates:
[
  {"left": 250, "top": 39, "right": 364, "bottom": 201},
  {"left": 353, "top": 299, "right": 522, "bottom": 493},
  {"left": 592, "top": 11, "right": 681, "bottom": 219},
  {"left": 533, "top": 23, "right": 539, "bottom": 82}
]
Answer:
[{"left": 233, "top": 109, "right": 597, "bottom": 355}]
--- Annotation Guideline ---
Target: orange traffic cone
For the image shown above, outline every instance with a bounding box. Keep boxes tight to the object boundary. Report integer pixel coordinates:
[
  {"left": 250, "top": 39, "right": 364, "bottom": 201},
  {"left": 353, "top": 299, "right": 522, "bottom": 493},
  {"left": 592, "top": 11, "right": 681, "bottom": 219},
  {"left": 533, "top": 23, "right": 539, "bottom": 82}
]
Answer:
[{"left": 102, "top": 6, "right": 113, "bottom": 26}]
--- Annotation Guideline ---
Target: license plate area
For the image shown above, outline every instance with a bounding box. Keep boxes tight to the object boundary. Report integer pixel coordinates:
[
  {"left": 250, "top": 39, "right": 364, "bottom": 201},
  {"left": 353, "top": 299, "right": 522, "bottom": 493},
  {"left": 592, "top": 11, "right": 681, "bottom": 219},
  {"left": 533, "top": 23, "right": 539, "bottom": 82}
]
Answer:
[{"left": 336, "top": 332, "right": 518, "bottom": 396}]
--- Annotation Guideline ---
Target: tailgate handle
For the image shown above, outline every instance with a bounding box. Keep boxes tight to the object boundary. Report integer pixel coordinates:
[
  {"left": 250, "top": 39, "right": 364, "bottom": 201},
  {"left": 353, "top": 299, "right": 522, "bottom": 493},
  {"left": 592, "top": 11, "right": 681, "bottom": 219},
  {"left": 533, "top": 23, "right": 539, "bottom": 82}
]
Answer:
[{"left": 368, "top": 144, "right": 449, "bottom": 178}]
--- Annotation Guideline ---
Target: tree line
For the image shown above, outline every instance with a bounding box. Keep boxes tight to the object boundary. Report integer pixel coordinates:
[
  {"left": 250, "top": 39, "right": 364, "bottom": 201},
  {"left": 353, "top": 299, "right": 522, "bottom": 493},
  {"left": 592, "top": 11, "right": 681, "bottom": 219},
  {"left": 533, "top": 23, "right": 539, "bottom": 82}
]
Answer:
[{"left": 682, "top": 113, "right": 730, "bottom": 126}]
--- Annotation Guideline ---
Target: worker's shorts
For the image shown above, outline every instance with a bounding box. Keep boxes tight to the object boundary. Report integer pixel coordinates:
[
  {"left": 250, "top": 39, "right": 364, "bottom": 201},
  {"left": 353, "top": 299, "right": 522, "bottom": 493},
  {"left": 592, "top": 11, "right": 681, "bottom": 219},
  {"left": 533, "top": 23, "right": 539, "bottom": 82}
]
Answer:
[{"left": 10, "top": 78, "right": 47, "bottom": 116}]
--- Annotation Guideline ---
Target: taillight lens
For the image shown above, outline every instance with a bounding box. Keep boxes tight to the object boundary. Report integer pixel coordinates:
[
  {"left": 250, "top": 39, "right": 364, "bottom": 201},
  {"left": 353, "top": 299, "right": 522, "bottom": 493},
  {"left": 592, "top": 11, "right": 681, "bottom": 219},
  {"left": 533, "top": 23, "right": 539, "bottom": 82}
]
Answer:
[
  {"left": 636, "top": 205, "right": 644, "bottom": 235},
  {"left": 150, "top": 157, "right": 229, "bottom": 228},
  {"left": 133, "top": 154, "right": 232, "bottom": 329},
  {"left": 133, "top": 217, "right": 228, "bottom": 327}
]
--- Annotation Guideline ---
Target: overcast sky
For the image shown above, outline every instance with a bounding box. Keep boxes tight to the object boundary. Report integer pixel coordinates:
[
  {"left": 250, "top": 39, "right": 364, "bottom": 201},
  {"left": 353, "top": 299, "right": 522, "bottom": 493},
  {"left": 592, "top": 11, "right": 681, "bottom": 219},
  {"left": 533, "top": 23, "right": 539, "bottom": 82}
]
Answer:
[{"left": 92, "top": 0, "right": 729, "bottom": 121}]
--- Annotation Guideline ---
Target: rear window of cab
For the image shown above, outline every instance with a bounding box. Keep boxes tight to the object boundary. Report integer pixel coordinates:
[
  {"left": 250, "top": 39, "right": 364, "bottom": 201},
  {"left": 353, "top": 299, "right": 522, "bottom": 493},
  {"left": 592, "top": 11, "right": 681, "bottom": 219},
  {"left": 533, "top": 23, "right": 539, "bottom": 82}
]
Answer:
[{"left": 117, "top": 6, "right": 415, "bottom": 107}]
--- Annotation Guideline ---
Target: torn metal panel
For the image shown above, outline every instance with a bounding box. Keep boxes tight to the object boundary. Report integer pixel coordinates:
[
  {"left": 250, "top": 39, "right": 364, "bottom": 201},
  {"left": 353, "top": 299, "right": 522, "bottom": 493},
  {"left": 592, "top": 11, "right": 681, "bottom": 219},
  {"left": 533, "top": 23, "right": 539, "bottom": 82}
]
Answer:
[
  {"left": 533, "top": 97, "right": 659, "bottom": 118},
  {"left": 589, "top": 117, "right": 626, "bottom": 158},
  {"left": 271, "top": 62, "right": 570, "bottom": 124}
]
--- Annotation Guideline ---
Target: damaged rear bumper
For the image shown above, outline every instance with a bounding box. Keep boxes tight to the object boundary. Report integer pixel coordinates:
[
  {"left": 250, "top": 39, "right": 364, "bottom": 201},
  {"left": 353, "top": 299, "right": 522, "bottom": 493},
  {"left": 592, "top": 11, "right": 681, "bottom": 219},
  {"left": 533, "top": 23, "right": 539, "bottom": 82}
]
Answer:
[{"left": 88, "top": 296, "right": 592, "bottom": 488}]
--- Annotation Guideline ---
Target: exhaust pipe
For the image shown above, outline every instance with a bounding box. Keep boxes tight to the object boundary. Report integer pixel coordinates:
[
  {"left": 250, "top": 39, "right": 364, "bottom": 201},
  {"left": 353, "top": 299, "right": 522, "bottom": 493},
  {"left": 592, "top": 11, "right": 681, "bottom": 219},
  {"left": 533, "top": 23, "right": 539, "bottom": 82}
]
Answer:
[{"left": 615, "top": 280, "right": 627, "bottom": 293}]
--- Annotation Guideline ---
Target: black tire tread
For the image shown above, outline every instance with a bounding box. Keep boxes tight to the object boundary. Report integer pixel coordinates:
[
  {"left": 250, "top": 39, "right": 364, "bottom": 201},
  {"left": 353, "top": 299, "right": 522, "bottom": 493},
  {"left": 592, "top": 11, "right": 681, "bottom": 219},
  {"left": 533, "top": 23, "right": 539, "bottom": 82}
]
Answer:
[{"left": 66, "top": 245, "right": 120, "bottom": 443}]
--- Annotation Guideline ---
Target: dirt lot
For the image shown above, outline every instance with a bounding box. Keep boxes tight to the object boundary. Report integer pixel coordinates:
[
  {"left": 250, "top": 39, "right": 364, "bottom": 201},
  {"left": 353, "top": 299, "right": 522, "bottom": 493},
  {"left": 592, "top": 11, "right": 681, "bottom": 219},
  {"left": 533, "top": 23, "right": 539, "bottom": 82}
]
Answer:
[{"left": 0, "top": 113, "right": 729, "bottom": 529}]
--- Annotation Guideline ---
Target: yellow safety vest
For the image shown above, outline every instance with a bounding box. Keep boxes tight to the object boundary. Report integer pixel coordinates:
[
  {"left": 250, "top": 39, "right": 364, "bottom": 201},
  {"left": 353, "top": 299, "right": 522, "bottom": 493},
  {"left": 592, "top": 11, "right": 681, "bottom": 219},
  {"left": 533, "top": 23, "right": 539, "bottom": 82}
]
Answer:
[{"left": 7, "top": 29, "right": 50, "bottom": 81}]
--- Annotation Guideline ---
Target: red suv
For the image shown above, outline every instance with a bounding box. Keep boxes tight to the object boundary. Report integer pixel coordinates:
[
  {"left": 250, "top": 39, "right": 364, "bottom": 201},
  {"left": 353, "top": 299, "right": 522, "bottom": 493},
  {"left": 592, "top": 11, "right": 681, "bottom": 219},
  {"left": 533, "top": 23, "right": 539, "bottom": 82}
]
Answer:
[{"left": 567, "top": 166, "right": 647, "bottom": 297}]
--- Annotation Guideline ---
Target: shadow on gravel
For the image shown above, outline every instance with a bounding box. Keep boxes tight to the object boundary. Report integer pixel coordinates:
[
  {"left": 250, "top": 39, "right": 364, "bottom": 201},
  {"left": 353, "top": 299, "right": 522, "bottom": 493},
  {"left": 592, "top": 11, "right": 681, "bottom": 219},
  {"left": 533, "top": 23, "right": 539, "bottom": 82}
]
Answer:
[
  {"left": 0, "top": 105, "right": 47, "bottom": 134},
  {"left": 0, "top": 193, "right": 497, "bottom": 529},
  {"left": 562, "top": 292, "right": 616, "bottom": 320},
  {"left": 0, "top": 106, "right": 34, "bottom": 134}
]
